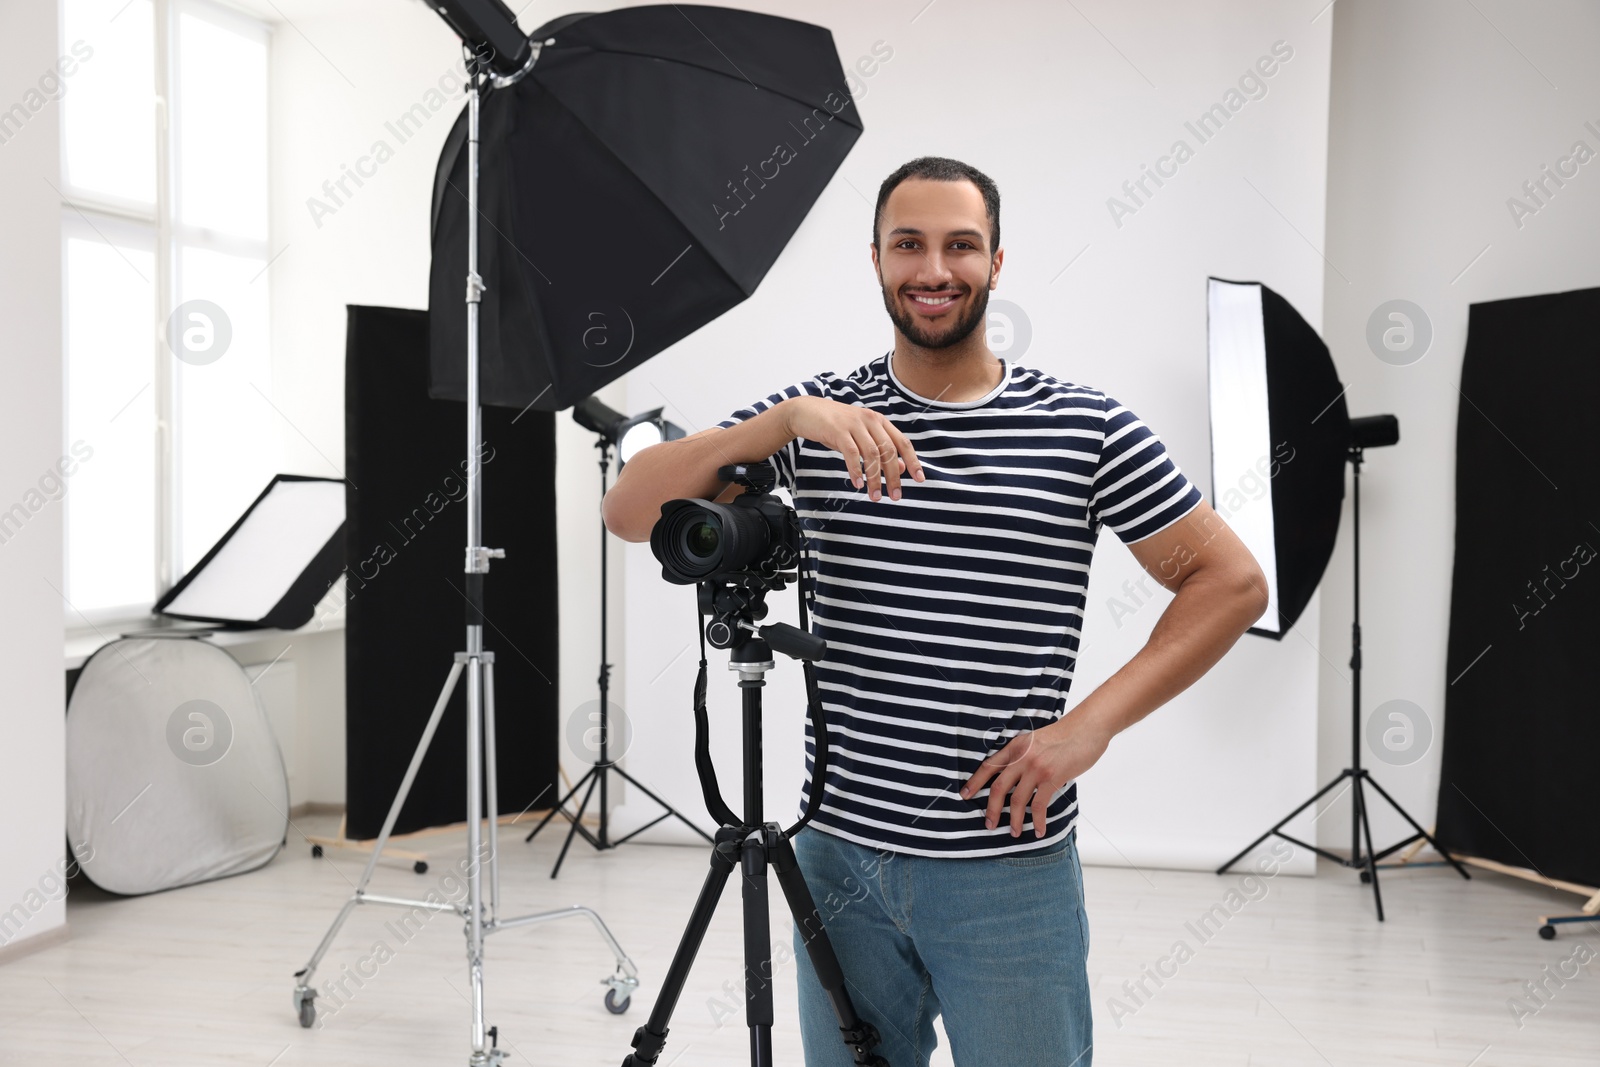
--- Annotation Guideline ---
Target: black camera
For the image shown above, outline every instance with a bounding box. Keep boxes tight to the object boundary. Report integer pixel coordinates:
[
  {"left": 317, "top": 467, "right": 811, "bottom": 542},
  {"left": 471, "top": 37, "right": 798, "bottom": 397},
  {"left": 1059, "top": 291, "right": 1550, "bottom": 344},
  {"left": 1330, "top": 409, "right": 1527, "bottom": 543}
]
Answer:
[{"left": 649, "top": 461, "right": 799, "bottom": 585}]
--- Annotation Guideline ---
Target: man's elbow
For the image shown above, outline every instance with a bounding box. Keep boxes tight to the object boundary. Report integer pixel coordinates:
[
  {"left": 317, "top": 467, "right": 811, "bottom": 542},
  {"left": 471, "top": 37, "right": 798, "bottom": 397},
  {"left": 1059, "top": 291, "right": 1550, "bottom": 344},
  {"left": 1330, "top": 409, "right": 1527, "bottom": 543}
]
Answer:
[
  {"left": 601, "top": 489, "right": 652, "bottom": 544},
  {"left": 1237, "top": 562, "right": 1271, "bottom": 622}
]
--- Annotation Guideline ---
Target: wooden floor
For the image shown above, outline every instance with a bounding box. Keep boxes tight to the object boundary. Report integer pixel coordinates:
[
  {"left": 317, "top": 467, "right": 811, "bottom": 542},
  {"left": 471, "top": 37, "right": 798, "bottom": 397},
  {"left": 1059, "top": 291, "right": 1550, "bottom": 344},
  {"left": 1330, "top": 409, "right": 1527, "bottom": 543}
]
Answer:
[{"left": 1, "top": 812, "right": 1596, "bottom": 1065}]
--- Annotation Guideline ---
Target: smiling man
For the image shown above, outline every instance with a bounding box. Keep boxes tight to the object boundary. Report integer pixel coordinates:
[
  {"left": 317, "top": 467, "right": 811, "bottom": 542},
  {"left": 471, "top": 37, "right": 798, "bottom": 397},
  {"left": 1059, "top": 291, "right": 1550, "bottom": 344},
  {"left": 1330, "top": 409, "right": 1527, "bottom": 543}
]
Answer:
[{"left": 603, "top": 156, "right": 1267, "bottom": 1066}]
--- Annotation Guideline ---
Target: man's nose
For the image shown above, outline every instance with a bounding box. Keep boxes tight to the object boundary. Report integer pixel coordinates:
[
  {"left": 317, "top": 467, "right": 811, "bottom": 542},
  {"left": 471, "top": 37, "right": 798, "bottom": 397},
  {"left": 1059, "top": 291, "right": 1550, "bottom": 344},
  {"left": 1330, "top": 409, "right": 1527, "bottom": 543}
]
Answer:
[{"left": 914, "top": 251, "right": 955, "bottom": 286}]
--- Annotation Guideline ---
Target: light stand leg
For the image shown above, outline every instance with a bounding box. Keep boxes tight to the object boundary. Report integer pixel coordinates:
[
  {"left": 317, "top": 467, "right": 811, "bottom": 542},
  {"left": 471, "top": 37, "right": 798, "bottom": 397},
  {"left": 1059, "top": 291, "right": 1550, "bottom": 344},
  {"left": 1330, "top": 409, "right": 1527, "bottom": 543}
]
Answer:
[
  {"left": 553, "top": 774, "right": 602, "bottom": 878},
  {"left": 1361, "top": 773, "right": 1472, "bottom": 880},
  {"left": 354, "top": 662, "right": 465, "bottom": 894},
  {"left": 1355, "top": 775, "right": 1384, "bottom": 921},
  {"left": 522, "top": 767, "right": 604, "bottom": 848},
  {"left": 1216, "top": 770, "right": 1353, "bottom": 874},
  {"left": 466, "top": 648, "right": 494, "bottom": 1065},
  {"left": 294, "top": 660, "right": 465, "bottom": 1006},
  {"left": 606, "top": 766, "right": 716, "bottom": 847},
  {"left": 1214, "top": 445, "right": 1469, "bottom": 921}
]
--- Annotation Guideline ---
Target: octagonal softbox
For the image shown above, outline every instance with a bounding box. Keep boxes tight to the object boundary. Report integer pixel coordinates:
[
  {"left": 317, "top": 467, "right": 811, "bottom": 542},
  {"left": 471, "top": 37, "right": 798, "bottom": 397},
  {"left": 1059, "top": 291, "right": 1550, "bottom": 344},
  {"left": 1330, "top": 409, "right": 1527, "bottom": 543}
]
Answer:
[{"left": 66, "top": 635, "right": 288, "bottom": 895}]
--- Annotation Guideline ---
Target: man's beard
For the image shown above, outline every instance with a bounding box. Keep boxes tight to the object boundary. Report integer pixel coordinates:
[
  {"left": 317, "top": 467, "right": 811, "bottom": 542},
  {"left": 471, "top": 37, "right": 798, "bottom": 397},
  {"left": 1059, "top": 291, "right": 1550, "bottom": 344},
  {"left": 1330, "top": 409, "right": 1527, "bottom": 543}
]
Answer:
[{"left": 880, "top": 276, "right": 991, "bottom": 351}]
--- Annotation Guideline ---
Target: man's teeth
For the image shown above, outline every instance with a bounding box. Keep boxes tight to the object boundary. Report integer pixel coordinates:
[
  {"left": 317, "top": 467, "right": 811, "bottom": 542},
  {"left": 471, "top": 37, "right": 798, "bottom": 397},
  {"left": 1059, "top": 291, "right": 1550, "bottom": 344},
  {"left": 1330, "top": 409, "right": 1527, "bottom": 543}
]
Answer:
[{"left": 910, "top": 293, "right": 955, "bottom": 306}]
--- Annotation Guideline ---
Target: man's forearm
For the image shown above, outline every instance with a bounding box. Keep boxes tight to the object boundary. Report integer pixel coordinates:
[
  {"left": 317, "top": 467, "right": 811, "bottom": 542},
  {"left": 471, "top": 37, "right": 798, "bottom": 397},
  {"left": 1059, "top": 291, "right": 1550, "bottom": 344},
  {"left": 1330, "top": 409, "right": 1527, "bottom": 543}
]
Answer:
[
  {"left": 603, "top": 400, "right": 796, "bottom": 542},
  {"left": 1069, "top": 566, "right": 1266, "bottom": 742}
]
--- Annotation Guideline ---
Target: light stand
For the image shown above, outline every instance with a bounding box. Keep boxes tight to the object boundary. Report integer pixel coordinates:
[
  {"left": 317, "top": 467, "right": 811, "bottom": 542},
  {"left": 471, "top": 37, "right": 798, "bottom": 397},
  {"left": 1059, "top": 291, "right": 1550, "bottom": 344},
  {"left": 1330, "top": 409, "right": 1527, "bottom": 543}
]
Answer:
[
  {"left": 525, "top": 400, "right": 711, "bottom": 874},
  {"left": 292, "top": 47, "right": 642, "bottom": 1063},
  {"left": 1217, "top": 417, "right": 1471, "bottom": 920}
]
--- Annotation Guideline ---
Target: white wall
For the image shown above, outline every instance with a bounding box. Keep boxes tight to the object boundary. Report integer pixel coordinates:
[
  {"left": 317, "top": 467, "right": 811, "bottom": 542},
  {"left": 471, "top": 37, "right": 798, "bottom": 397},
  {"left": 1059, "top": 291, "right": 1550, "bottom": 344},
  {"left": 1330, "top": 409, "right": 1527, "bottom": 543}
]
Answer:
[
  {"left": 231, "top": 626, "right": 346, "bottom": 810},
  {"left": 1315, "top": 0, "right": 1600, "bottom": 851},
  {"left": 621, "top": 0, "right": 1334, "bottom": 872},
  {"left": 0, "top": 2, "right": 69, "bottom": 952}
]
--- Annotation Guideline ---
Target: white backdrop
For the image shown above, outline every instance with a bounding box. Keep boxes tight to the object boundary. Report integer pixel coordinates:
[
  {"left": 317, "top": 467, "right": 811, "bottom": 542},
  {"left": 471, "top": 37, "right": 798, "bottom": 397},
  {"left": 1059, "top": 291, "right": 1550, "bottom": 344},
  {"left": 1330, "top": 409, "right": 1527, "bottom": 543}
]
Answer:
[
  {"left": 1317, "top": 0, "right": 1600, "bottom": 852},
  {"left": 615, "top": 0, "right": 1334, "bottom": 874}
]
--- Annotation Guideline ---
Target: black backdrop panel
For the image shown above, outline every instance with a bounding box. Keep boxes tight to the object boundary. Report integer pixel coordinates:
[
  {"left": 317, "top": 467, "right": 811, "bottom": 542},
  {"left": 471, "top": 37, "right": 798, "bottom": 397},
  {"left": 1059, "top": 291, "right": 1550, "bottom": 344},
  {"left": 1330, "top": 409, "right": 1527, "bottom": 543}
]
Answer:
[
  {"left": 345, "top": 305, "right": 558, "bottom": 839},
  {"left": 1436, "top": 285, "right": 1600, "bottom": 887}
]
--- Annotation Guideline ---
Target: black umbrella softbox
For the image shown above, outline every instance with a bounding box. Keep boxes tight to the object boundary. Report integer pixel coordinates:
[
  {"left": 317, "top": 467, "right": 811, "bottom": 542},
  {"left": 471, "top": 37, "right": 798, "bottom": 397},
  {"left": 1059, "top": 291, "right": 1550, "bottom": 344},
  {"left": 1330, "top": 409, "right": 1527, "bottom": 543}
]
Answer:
[{"left": 429, "top": 5, "right": 865, "bottom": 411}]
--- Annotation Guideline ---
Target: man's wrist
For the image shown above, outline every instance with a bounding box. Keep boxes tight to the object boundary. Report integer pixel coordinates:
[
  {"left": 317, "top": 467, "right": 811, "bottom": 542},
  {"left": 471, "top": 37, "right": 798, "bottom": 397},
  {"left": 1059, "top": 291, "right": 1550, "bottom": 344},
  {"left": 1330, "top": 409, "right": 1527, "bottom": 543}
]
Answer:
[{"left": 1058, "top": 700, "right": 1120, "bottom": 747}]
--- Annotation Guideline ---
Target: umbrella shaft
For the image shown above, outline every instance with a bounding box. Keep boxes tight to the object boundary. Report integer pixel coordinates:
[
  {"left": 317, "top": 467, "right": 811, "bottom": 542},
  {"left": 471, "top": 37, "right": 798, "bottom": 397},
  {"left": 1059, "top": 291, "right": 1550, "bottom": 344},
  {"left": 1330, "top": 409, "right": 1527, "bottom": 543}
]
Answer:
[{"left": 465, "top": 65, "right": 484, "bottom": 572}]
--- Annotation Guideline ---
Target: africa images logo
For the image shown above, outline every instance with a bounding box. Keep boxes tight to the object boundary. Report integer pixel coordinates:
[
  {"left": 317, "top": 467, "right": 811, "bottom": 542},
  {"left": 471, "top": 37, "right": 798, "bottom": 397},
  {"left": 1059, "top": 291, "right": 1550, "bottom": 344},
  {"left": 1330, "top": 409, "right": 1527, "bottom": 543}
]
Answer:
[{"left": 166, "top": 699, "right": 234, "bottom": 767}]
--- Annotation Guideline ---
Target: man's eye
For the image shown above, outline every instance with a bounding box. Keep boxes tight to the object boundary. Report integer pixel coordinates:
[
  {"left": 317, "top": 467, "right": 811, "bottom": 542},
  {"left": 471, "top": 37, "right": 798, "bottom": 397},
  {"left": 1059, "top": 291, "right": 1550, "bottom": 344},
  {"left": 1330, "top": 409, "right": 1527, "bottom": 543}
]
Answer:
[{"left": 897, "top": 240, "right": 918, "bottom": 250}]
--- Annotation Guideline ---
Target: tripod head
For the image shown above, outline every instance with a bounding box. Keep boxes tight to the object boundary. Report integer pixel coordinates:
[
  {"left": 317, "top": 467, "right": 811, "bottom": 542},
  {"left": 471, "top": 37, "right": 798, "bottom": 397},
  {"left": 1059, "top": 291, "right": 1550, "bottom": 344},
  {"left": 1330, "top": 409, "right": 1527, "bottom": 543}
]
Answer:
[{"left": 697, "top": 571, "right": 825, "bottom": 669}]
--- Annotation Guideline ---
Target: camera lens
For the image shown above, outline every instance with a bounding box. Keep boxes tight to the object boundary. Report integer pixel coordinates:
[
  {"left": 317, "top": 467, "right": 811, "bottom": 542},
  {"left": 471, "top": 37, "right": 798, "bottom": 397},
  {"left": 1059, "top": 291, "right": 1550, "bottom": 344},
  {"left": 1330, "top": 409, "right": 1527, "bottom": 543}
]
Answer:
[
  {"left": 651, "top": 498, "right": 775, "bottom": 583},
  {"left": 684, "top": 517, "right": 720, "bottom": 559}
]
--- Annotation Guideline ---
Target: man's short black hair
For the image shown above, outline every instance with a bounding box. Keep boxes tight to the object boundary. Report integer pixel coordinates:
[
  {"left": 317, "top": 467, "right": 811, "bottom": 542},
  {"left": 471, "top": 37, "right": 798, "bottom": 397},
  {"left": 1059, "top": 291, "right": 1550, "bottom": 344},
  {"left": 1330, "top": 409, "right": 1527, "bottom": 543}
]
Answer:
[{"left": 873, "top": 156, "right": 1000, "bottom": 253}]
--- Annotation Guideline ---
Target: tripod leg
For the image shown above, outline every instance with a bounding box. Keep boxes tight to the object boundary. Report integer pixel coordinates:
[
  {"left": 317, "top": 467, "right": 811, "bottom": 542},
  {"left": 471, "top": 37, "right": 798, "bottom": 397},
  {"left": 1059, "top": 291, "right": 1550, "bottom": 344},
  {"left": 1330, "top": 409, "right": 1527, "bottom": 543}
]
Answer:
[
  {"left": 552, "top": 773, "right": 601, "bottom": 879},
  {"left": 771, "top": 835, "right": 888, "bottom": 1067},
  {"left": 1355, "top": 776, "right": 1385, "bottom": 922},
  {"left": 1361, "top": 773, "right": 1472, "bottom": 880},
  {"left": 622, "top": 838, "right": 741, "bottom": 1066},
  {"left": 1217, "top": 770, "right": 1352, "bottom": 874},
  {"left": 740, "top": 836, "right": 775, "bottom": 1066}
]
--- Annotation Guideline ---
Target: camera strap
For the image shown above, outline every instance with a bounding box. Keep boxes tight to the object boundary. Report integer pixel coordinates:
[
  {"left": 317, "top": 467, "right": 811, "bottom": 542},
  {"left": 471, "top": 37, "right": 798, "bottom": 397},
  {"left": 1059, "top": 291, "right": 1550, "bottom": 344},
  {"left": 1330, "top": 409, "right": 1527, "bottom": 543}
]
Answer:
[
  {"left": 692, "top": 618, "right": 739, "bottom": 829},
  {"left": 785, "top": 576, "right": 830, "bottom": 840}
]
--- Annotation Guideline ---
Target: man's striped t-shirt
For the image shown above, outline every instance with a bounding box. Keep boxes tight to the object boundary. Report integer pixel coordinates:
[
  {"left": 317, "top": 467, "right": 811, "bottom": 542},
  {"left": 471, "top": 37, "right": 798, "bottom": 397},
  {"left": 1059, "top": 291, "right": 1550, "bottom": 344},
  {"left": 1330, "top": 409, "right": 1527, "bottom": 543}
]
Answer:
[{"left": 715, "top": 351, "right": 1203, "bottom": 858}]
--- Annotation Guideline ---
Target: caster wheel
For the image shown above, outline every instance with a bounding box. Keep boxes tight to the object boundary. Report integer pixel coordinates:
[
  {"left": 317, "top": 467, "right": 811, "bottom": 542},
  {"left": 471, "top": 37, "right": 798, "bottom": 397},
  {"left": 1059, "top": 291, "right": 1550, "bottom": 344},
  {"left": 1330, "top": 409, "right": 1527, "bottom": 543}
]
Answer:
[
  {"left": 604, "top": 989, "right": 630, "bottom": 1015},
  {"left": 297, "top": 994, "right": 316, "bottom": 1028},
  {"left": 311, "top": 845, "right": 323, "bottom": 859},
  {"left": 1539, "top": 924, "right": 1556, "bottom": 941},
  {"left": 1359, "top": 870, "right": 1372, "bottom": 883},
  {"left": 414, "top": 860, "right": 428, "bottom": 874}
]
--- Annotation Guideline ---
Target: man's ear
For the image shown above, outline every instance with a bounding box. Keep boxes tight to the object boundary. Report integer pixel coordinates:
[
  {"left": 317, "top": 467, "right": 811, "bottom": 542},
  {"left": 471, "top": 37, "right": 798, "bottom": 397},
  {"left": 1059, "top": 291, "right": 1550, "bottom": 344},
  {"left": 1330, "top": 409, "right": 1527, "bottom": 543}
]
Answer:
[
  {"left": 989, "top": 246, "right": 1004, "bottom": 289},
  {"left": 869, "top": 241, "right": 880, "bottom": 276}
]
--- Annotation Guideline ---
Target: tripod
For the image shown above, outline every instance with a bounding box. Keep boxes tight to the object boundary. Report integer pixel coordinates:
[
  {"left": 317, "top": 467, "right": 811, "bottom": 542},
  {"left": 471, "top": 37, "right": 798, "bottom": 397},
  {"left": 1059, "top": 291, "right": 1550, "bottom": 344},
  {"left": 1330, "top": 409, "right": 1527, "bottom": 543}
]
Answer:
[
  {"left": 523, "top": 435, "right": 714, "bottom": 875},
  {"left": 621, "top": 585, "right": 887, "bottom": 1066},
  {"left": 292, "top": 51, "right": 640, "bottom": 1064},
  {"left": 1217, "top": 443, "right": 1470, "bottom": 920}
]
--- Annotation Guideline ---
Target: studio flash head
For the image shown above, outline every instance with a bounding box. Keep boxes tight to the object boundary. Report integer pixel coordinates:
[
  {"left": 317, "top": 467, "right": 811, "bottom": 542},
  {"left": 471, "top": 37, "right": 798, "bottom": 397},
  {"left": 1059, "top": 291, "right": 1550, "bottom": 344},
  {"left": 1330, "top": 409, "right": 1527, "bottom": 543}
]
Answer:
[{"left": 650, "top": 461, "right": 800, "bottom": 585}]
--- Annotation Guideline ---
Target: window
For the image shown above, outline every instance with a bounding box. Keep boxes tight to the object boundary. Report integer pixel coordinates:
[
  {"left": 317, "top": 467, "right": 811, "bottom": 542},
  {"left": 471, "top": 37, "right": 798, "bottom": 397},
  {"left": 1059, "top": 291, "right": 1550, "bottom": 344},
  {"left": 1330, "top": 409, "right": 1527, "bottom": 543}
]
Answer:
[{"left": 60, "top": 0, "right": 273, "bottom": 623}]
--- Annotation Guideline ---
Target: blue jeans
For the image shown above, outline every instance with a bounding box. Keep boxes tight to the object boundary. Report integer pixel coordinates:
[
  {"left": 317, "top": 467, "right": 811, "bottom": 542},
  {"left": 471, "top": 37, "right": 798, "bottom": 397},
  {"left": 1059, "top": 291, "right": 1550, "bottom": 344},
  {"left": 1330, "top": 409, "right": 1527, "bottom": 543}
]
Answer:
[{"left": 791, "top": 827, "right": 1093, "bottom": 1067}]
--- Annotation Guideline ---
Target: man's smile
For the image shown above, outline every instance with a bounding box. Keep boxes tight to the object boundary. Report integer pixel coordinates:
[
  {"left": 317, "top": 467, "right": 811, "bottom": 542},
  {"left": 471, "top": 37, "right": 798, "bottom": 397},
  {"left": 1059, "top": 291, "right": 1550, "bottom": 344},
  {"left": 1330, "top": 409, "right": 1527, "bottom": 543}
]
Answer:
[{"left": 905, "top": 288, "right": 962, "bottom": 316}]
